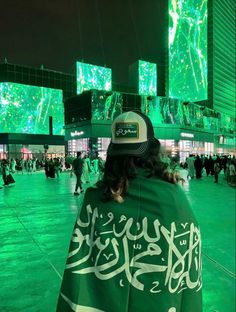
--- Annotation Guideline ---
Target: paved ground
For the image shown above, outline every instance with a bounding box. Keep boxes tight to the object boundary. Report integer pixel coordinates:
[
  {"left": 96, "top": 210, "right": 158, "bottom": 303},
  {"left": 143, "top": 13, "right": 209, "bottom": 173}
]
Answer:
[{"left": 0, "top": 170, "right": 235, "bottom": 312}]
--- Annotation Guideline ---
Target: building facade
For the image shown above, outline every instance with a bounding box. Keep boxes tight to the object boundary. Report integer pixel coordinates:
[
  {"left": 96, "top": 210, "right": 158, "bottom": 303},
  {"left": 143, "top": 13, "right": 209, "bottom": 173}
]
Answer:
[
  {"left": 0, "top": 63, "right": 76, "bottom": 159},
  {"left": 208, "top": 0, "right": 236, "bottom": 117},
  {"left": 64, "top": 90, "right": 235, "bottom": 161}
]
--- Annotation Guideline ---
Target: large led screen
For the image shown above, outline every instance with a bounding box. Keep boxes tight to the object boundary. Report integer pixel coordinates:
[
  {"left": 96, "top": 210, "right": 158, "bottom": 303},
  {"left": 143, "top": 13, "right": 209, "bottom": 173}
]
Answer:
[
  {"left": 141, "top": 96, "right": 209, "bottom": 129},
  {"left": 0, "top": 82, "right": 64, "bottom": 135},
  {"left": 139, "top": 60, "right": 157, "bottom": 96},
  {"left": 92, "top": 90, "right": 123, "bottom": 121},
  {"left": 169, "top": 0, "right": 207, "bottom": 101},
  {"left": 76, "top": 62, "right": 112, "bottom": 94}
]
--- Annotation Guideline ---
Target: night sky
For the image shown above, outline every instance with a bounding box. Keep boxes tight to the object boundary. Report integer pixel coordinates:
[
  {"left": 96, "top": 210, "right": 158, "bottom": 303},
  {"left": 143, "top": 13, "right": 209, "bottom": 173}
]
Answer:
[{"left": 1, "top": 0, "right": 168, "bottom": 85}]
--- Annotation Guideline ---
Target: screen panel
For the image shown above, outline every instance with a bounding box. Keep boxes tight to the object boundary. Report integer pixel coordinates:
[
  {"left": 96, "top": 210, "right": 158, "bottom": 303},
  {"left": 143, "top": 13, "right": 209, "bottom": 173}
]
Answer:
[
  {"left": 141, "top": 96, "right": 214, "bottom": 130},
  {"left": 169, "top": 0, "right": 208, "bottom": 101},
  {"left": 91, "top": 90, "right": 123, "bottom": 121},
  {"left": 138, "top": 60, "right": 157, "bottom": 96},
  {"left": 76, "top": 62, "right": 112, "bottom": 94},
  {"left": 0, "top": 82, "right": 64, "bottom": 135}
]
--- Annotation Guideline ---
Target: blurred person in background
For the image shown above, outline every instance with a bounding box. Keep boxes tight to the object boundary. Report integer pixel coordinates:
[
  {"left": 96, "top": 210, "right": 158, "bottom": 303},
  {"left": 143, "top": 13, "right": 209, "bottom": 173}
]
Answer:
[{"left": 72, "top": 152, "right": 84, "bottom": 195}]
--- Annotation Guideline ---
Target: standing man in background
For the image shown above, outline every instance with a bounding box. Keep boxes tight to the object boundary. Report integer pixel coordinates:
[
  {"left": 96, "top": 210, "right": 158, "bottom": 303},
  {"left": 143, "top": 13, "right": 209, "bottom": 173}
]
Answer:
[{"left": 72, "top": 152, "right": 84, "bottom": 195}]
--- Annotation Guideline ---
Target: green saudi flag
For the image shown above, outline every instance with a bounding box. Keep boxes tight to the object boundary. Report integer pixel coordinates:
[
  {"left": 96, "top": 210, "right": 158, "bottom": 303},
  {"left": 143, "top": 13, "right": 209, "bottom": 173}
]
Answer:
[{"left": 57, "top": 175, "right": 202, "bottom": 312}]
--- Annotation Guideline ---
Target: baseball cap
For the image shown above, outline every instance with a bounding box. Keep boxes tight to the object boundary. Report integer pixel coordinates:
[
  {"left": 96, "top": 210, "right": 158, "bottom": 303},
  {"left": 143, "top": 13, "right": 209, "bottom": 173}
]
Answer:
[{"left": 107, "top": 111, "right": 156, "bottom": 157}]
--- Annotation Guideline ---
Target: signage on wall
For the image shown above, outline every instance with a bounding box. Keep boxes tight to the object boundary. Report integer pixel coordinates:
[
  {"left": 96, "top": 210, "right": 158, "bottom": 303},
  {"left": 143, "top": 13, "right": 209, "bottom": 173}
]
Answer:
[
  {"left": 180, "top": 132, "right": 194, "bottom": 138},
  {"left": 70, "top": 131, "right": 84, "bottom": 137},
  {"left": 219, "top": 135, "right": 235, "bottom": 146}
]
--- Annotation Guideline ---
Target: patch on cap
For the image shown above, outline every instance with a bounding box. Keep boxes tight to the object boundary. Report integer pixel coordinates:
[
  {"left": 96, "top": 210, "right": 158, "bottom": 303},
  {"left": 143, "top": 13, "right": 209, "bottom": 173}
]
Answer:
[
  {"left": 108, "top": 111, "right": 156, "bottom": 157},
  {"left": 115, "top": 122, "right": 139, "bottom": 139}
]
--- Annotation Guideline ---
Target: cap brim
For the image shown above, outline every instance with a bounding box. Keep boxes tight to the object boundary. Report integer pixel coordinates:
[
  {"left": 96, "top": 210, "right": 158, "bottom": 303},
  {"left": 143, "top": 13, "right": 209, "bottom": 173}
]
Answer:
[{"left": 107, "top": 139, "right": 153, "bottom": 157}]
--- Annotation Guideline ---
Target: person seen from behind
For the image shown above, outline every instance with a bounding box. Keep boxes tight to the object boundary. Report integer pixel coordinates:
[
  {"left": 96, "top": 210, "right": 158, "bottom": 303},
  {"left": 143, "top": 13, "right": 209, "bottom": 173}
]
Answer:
[
  {"left": 186, "top": 154, "right": 195, "bottom": 179},
  {"left": 194, "top": 155, "right": 202, "bottom": 179},
  {"left": 228, "top": 159, "right": 236, "bottom": 186},
  {"left": 57, "top": 111, "right": 202, "bottom": 312},
  {"left": 213, "top": 156, "right": 221, "bottom": 183},
  {"left": 2, "top": 159, "right": 10, "bottom": 186}
]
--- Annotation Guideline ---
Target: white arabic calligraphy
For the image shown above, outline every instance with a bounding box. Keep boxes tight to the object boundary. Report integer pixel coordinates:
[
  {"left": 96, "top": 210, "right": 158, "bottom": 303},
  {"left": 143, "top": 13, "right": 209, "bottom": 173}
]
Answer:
[
  {"left": 116, "top": 128, "right": 137, "bottom": 136},
  {"left": 66, "top": 204, "right": 202, "bottom": 294}
]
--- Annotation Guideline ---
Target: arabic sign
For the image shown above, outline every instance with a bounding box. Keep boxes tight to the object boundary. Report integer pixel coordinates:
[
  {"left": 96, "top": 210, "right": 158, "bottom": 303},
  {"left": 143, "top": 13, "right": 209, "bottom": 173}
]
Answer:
[
  {"left": 70, "top": 131, "right": 84, "bottom": 137},
  {"left": 115, "top": 122, "right": 139, "bottom": 139},
  {"left": 180, "top": 132, "right": 194, "bottom": 138}
]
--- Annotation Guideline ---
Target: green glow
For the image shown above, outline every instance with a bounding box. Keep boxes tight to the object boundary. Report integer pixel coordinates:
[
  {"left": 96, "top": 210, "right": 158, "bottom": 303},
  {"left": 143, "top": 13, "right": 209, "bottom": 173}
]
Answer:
[
  {"left": 0, "top": 82, "right": 64, "bottom": 135},
  {"left": 141, "top": 96, "right": 235, "bottom": 135},
  {"left": 76, "top": 62, "right": 112, "bottom": 94},
  {"left": 92, "top": 90, "right": 123, "bottom": 121},
  {"left": 169, "top": 0, "right": 208, "bottom": 101},
  {"left": 138, "top": 60, "right": 157, "bottom": 96}
]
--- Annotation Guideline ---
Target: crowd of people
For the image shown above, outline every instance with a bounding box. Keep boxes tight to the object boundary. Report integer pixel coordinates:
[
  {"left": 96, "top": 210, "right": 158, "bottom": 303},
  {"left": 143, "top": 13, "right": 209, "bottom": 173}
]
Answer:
[
  {"left": 0, "top": 157, "right": 44, "bottom": 175},
  {"left": 0, "top": 152, "right": 105, "bottom": 189},
  {"left": 182, "top": 154, "right": 236, "bottom": 186},
  {"left": 0, "top": 152, "right": 235, "bottom": 190}
]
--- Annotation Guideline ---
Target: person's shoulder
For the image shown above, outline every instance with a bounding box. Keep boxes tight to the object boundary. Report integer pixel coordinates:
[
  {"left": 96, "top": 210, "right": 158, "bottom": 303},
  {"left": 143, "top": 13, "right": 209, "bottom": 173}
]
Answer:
[
  {"left": 83, "top": 186, "right": 103, "bottom": 202},
  {"left": 162, "top": 179, "right": 187, "bottom": 198},
  {"left": 141, "top": 175, "right": 177, "bottom": 189},
  {"left": 136, "top": 174, "right": 179, "bottom": 197},
  {"left": 84, "top": 186, "right": 100, "bottom": 195},
  {"left": 142, "top": 175, "right": 188, "bottom": 200}
]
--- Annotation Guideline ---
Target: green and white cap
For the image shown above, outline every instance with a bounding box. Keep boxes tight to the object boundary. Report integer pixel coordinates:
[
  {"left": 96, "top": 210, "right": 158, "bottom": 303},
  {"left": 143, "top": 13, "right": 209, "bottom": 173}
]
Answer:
[{"left": 107, "top": 111, "right": 155, "bottom": 157}]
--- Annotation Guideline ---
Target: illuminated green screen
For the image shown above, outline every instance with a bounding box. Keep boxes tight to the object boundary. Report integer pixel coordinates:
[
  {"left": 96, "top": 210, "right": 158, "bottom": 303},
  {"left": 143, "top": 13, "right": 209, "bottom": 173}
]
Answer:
[
  {"left": 76, "top": 62, "right": 112, "bottom": 94},
  {"left": 169, "top": 0, "right": 207, "bottom": 101},
  {"left": 92, "top": 90, "right": 123, "bottom": 121},
  {"left": 0, "top": 82, "right": 64, "bottom": 135},
  {"left": 138, "top": 60, "right": 157, "bottom": 96}
]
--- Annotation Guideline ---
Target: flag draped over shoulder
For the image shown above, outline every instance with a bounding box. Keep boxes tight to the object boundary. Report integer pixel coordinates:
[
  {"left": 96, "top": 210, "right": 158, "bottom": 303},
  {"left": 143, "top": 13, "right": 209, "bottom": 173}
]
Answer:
[{"left": 57, "top": 173, "right": 202, "bottom": 312}]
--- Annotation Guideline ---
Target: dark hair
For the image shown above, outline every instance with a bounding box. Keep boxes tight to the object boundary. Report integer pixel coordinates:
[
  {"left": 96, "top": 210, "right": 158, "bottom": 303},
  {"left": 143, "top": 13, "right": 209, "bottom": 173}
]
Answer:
[
  {"left": 98, "top": 139, "right": 182, "bottom": 203},
  {"left": 77, "top": 151, "right": 82, "bottom": 157}
]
